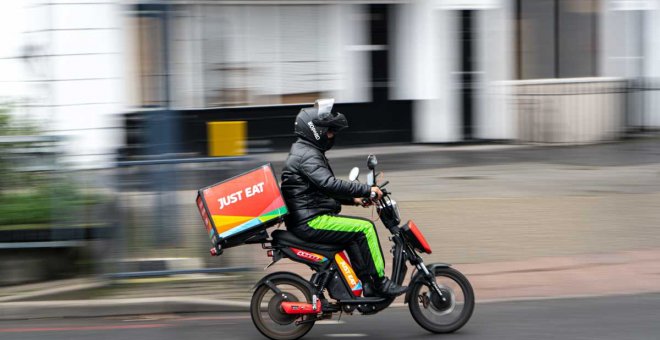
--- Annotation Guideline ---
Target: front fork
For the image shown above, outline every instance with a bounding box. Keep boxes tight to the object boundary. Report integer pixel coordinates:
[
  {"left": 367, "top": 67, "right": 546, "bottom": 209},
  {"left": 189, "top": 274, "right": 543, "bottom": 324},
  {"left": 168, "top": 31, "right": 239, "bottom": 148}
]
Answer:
[
  {"left": 416, "top": 262, "right": 448, "bottom": 302},
  {"left": 391, "top": 236, "right": 447, "bottom": 303}
]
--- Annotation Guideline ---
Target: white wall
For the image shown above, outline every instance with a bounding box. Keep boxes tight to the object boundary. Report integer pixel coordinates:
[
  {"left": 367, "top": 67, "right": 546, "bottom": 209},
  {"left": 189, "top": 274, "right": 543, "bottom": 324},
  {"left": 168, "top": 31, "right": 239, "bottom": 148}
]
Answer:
[
  {"left": 336, "top": 5, "right": 371, "bottom": 103},
  {"left": 644, "top": 3, "right": 660, "bottom": 127},
  {"left": 601, "top": 3, "right": 645, "bottom": 78},
  {"left": 392, "top": 0, "right": 460, "bottom": 143},
  {"left": 601, "top": 0, "right": 660, "bottom": 128},
  {"left": 0, "top": 2, "right": 29, "bottom": 101},
  {"left": 475, "top": 1, "right": 515, "bottom": 140},
  {"left": 15, "top": 0, "right": 126, "bottom": 169}
]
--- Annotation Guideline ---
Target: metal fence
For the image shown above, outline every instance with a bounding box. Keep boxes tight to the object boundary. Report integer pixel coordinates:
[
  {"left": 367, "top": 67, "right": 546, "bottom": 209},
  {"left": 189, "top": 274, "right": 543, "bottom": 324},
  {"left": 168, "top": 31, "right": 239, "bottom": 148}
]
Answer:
[
  {"left": 512, "top": 77, "right": 628, "bottom": 144},
  {"left": 626, "top": 77, "right": 660, "bottom": 132},
  {"left": 0, "top": 147, "right": 271, "bottom": 284},
  {"left": 109, "top": 156, "right": 265, "bottom": 277},
  {"left": 510, "top": 77, "right": 660, "bottom": 144}
]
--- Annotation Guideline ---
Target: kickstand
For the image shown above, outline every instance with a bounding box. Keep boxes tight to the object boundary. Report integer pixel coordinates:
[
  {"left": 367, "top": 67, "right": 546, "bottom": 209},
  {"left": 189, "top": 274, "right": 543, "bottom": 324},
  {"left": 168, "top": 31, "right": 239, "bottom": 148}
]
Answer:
[{"left": 338, "top": 309, "right": 343, "bottom": 322}]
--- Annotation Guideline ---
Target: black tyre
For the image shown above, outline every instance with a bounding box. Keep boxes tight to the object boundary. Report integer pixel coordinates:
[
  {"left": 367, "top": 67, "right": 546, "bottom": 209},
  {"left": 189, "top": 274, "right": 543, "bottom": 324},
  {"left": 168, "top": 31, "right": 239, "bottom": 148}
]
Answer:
[
  {"left": 250, "top": 277, "right": 315, "bottom": 340},
  {"left": 408, "top": 266, "right": 475, "bottom": 333}
]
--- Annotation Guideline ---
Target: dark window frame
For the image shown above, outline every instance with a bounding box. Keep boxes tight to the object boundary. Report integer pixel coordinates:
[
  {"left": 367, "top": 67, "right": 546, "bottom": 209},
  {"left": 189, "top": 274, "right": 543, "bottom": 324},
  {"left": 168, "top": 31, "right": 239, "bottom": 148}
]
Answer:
[{"left": 516, "top": 0, "right": 599, "bottom": 79}]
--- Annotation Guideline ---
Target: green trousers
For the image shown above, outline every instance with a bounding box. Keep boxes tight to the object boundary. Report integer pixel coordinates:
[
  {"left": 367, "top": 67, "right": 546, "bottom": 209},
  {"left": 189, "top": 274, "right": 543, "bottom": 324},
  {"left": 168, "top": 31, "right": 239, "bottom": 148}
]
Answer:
[{"left": 291, "top": 214, "right": 385, "bottom": 278}]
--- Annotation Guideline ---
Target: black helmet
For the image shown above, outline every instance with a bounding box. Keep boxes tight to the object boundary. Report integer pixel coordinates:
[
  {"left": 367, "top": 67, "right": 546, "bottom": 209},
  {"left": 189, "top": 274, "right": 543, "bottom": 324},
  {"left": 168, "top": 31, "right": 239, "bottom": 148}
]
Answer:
[{"left": 294, "top": 98, "right": 348, "bottom": 151}]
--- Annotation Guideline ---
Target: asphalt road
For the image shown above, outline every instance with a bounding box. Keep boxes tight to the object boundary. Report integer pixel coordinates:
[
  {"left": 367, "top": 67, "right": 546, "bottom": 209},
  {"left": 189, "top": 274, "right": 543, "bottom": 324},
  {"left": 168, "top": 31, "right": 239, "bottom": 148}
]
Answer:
[{"left": 2, "top": 293, "right": 658, "bottom": 340}]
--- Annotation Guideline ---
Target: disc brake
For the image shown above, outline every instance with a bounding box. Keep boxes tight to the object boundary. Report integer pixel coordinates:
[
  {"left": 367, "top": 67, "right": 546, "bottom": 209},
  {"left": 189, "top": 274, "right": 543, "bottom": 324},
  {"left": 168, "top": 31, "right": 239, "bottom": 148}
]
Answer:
[{"left": 419, "top": 292, "right": 431, "bottom": 309}]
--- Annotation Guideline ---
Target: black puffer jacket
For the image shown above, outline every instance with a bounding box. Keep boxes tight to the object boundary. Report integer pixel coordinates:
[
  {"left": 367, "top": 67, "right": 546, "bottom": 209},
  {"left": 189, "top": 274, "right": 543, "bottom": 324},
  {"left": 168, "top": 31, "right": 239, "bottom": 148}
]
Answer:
[{"left": 281, "top": 138, "right": 371, "bottom": 226}]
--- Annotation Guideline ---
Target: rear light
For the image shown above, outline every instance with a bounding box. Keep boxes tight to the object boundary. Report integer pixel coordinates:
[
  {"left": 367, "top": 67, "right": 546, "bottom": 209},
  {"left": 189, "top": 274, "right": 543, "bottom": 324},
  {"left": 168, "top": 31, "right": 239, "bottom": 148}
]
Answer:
[
  {"left": 267, "top": 250, "right": 273, "bottom": 257},
  {"left": 210, "top": 247, "right": 219, "bottom": 256}
]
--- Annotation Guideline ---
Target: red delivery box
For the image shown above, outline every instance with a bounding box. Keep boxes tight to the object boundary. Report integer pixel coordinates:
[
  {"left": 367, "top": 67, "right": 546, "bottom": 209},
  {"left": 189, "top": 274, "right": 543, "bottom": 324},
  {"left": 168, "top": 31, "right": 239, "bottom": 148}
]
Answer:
[{"left": 196, "top": 164, "right": 288, "bottom": 249}]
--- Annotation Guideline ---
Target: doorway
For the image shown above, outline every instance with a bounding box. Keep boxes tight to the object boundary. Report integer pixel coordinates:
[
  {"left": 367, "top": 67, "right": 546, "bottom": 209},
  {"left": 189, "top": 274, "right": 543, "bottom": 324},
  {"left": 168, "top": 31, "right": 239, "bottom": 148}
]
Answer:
[{"left": 458, "top": 9, "right": 477, "bottom": 141}]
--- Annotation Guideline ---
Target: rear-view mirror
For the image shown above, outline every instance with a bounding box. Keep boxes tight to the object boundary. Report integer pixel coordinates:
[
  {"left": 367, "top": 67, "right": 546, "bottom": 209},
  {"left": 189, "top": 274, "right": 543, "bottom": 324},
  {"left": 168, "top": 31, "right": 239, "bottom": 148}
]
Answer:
[{"left": 367, "top": 154, "right": 378, "bottom": 170}]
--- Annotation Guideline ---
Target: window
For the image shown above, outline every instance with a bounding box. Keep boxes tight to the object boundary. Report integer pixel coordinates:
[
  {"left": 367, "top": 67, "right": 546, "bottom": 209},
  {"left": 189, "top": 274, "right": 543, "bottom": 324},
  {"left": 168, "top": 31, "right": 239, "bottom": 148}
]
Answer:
[
  {"left": 129, "top": 5, "right": 370, "bottom": 109},
  {"left": 128, "top": 11, "right": 167, "bottom": 108},
  {"left": 191, "top": 5, "right": 369, "bottom": 108},
  {"left": 517, "top": 0, "right": 599, "bottom": 79}
]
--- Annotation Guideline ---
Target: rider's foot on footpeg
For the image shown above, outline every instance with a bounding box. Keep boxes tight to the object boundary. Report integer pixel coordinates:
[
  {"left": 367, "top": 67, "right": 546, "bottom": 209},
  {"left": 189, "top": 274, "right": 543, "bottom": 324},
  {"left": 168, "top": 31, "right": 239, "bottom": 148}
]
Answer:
[
  {"left": 362, "top": 281, "right": 377, "bottom": 297},
  {"left": 376, "top": 277, "right": 408, "bottom": 297}
]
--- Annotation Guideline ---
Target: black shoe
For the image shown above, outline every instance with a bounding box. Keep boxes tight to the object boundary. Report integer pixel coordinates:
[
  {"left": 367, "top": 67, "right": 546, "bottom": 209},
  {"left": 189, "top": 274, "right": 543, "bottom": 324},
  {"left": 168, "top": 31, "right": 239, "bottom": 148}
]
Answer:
[
  {"left": 362, "top": 281, "right": 377, "bottom": 297},
  {"left": 376, "top": 277, "right": 407, "bottom": 297}
]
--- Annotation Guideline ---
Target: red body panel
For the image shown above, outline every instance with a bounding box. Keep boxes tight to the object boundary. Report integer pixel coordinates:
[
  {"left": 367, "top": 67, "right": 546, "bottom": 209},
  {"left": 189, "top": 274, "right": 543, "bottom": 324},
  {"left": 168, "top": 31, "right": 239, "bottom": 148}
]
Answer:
[{"left": 408, "top": 220, "right": 432, "bottom": 254}]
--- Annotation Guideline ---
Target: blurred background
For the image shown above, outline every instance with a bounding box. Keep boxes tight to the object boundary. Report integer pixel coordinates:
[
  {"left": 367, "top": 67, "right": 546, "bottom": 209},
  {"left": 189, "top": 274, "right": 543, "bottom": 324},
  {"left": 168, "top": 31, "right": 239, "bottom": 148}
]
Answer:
[{"left": 0, "top": 0, "right": 659, "bottom": 309}]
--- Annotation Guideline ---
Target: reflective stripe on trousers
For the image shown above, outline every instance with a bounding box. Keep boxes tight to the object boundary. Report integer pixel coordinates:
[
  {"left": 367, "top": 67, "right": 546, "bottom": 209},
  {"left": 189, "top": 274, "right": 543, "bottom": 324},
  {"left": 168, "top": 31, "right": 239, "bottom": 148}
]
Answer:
[{"left": 308, "top": 214, "right": 385, "bottom": 277}]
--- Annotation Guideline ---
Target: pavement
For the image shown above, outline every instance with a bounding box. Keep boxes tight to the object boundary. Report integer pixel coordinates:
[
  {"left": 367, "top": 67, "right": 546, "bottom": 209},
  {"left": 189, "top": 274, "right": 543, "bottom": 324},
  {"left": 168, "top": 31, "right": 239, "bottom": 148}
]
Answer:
[{"left": 2, "top": 137, "right": 660, "bottom": 320}]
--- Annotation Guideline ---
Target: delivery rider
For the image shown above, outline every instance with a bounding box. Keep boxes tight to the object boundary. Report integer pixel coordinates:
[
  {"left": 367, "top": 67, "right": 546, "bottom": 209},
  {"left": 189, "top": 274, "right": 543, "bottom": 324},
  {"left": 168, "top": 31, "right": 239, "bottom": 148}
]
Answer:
[{"left": 280, "top": 99, "right": 407, "bottom": 297}]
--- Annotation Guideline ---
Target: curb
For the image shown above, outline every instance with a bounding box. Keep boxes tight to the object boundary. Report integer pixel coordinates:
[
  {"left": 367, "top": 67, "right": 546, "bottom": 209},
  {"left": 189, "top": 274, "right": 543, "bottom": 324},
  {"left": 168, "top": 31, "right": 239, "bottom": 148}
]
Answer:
[
  {"left": 262, "top": 143, "right": 527, "bottom": 162},
  {"left": 5, "top": 292, "right": 657, "bottom": 321},
  {"left": 0, "top": 280, "right": 108, "bottom": 303},
  {"left": 0, "top": 298, "right": 250, "bottom": 320}
]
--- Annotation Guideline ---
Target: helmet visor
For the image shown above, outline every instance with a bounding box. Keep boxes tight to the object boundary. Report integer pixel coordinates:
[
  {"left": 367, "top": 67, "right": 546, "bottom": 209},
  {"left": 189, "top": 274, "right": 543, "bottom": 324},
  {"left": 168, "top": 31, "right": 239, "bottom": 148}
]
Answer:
[{"left": 313, "top": 111, "right": 348, "bottom": 132}]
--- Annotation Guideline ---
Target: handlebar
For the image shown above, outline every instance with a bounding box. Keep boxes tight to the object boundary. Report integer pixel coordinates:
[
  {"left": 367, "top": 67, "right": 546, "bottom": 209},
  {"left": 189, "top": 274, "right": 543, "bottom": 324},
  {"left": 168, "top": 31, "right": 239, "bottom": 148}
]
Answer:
[
  {"left": 354, "top": 167, "right": 392, "bottom": 203},
  {"left": 367, "top": 185, "right": 391, "bottom": 202},
  {"left": 376, "top": 181, "right": 391, "bottom": 196}
]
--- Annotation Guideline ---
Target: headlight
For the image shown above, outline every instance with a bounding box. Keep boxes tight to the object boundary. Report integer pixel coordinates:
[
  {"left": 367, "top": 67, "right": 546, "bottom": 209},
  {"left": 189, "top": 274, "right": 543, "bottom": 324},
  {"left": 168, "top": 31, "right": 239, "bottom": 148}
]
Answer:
[
  {"left": 378, "top": 197, "right": 401, "bottom": 226},
  {"left": 390, "top": 199, "right": 400, "bottom": 221}
]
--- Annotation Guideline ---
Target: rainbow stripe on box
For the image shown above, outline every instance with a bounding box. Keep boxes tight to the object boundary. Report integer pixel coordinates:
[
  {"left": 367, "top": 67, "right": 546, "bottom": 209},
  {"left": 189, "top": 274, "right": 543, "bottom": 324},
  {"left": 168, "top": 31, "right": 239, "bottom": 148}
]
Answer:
[{"left": 212, "top": 204, "right": 288, "bottom": 239}]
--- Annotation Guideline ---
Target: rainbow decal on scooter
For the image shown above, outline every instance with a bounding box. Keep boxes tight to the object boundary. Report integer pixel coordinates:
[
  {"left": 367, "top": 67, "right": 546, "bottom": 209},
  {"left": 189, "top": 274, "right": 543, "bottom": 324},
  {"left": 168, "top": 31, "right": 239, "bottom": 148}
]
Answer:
[
  {"left": 335, "top": 251, "right": 363, "bottom": 297},
  {"left": 290, "top": 247, "right": 328, "bottom": 263}
]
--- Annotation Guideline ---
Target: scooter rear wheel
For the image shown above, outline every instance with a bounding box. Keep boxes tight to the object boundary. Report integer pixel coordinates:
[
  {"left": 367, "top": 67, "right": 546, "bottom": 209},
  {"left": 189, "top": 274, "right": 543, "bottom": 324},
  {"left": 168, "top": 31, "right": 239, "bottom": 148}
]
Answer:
[
  {"left": 408, "top": 266, "right": 475, "bottom": 333},
  {"left": 250, "top": 277, "right": 315, "bottom": 340}
]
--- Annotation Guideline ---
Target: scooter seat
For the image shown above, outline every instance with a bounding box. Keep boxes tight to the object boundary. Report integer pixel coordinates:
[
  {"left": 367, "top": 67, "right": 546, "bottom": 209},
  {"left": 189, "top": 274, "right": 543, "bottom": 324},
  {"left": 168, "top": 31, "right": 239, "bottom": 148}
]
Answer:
[{"left": 271, "top": 229, "right": 344, "bottom": 253}]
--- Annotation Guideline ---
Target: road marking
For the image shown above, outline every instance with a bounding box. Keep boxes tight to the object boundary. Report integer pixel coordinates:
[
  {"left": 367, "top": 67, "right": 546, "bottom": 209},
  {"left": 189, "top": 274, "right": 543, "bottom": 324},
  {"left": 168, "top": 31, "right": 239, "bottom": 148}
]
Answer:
[
  {"left": 316, "top": 320, "right": 346, "bottom": 325},
  {"left": 0, "top": 324, "right": 171, "bottom": 333},
  {"left": 174, "top": 315, "right": 251, "bottom": 322},
  {"left": 326, "top": 334, "right": 367, "bottom": 337}
]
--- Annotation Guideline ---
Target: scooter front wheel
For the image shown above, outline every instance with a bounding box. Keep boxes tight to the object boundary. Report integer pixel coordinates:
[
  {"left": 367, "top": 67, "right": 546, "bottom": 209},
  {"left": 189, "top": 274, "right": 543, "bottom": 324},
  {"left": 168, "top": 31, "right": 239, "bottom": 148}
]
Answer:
[
  {"left": 250, "top": 277, "right": 315, "bottom": 340},
  {"left": 408, "top": 266, "right": 475, "bottom": 333}
]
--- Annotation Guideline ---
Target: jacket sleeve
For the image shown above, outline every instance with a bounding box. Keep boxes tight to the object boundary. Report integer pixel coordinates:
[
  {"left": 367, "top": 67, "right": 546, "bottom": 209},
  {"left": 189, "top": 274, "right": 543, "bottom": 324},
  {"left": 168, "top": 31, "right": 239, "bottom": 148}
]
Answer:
[
  {"left": 299, "top": 151, "right": 371, "bottom": 199},
  {"left": 338, "top": 197, "right": 356, "bottom": 206}
]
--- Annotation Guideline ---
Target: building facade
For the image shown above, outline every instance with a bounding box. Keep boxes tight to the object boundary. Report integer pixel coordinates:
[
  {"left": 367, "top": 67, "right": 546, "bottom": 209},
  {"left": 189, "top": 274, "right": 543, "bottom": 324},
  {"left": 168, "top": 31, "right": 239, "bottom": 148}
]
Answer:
[{"left": 2, "top": 0, "right": 660, "bottom": 167}]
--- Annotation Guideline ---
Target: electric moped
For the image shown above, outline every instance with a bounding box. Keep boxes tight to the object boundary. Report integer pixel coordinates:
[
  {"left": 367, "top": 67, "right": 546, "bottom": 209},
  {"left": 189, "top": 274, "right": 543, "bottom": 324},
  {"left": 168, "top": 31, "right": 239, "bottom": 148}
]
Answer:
[{"left": 249, "top": 155, "right": 475, "bottom": 340}]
